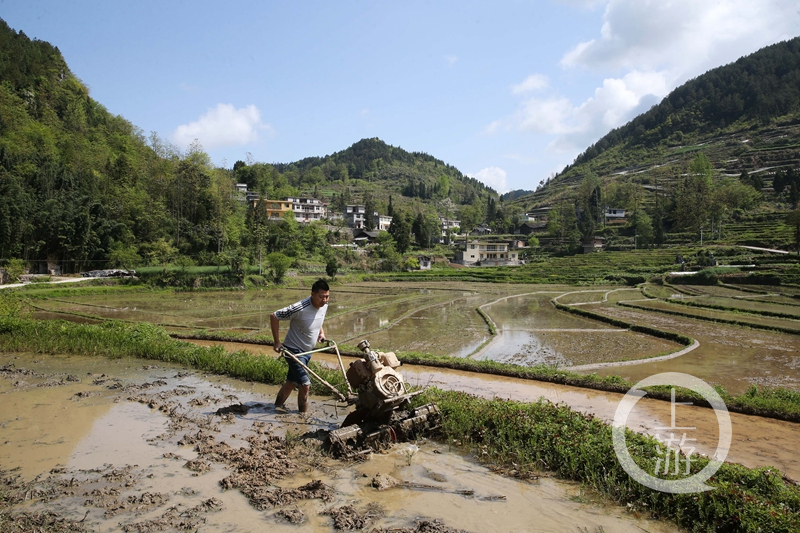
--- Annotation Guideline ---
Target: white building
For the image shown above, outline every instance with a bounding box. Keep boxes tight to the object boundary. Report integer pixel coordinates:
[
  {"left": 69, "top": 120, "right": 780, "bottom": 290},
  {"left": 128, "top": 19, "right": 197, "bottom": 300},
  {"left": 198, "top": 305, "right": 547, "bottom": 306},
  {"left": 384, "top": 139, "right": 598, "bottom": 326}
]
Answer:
[
  {"left": 285, "top": 197, "right": 327, "bottom": 223},
  {"left": 439, "top": 217, "right": 460, "bottom": 242},
  {"left": 373, "top": 212, "right": 393, "bottom": 231},
  {"left": 454, "top": 240, "right": 521, "bottom": 266}
]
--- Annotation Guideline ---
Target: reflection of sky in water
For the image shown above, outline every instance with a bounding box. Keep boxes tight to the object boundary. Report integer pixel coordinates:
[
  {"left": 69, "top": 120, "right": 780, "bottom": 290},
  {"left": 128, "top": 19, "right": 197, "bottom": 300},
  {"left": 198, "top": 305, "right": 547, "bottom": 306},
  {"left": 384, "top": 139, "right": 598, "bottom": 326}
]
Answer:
[{"left": 481, "top": 330, "right": 570, "bottom": 366}]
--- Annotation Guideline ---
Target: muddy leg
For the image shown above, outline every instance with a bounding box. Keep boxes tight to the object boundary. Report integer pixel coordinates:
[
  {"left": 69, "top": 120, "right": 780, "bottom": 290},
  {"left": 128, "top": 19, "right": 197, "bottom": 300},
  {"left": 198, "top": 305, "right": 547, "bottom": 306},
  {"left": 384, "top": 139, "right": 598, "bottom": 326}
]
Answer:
[
  {"left": 297, "top": 384, "right": 310, "bottom": 413},
  {"left": 275, "top": 382, "right": 296, "bottom": 407}
]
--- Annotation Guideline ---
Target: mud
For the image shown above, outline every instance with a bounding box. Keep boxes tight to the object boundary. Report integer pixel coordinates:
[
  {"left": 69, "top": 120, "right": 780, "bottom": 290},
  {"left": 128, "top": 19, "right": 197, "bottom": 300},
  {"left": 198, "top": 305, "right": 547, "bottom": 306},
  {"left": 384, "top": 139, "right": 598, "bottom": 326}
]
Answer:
[
  {"left": 0, "top": 352, "right": 679, "bottom": 533},
  {"left": 191, "top": 339, "right": 800, "bottom": 482}
]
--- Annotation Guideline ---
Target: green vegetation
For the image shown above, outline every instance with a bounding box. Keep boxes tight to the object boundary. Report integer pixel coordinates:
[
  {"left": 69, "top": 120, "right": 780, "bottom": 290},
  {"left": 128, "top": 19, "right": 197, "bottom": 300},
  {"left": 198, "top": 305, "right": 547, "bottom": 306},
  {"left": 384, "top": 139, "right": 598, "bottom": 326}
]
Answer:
[{"left": 419, "top": 388, "right": 800, "bottom": 533}]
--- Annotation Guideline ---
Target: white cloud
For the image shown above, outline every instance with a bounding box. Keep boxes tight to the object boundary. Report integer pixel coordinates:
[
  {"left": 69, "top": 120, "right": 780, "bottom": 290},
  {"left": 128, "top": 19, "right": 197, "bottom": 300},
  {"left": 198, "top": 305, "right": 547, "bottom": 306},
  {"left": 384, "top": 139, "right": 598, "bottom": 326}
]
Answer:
[
  {"left": 172, "top": 104, "right": 271, "bottom": 150},
  {"left": 562, "top": 0, "right": 800, "bottom": 78},
  {"left": 512, "top": 69, "right": 669, "bottom": 154},
  {"left": 483, "top": 120, "right": 502, "bottom": 136},
  {"left": 445, "top": 55, "right": 458, "bottom": 66},
  {"left": 511, "top": 73, "right": 549, "bottom": 94},
  {"left": 516, "top": 96, "right": 581, "bottom": 135},
  {"left": 468, "top": 166, "right": 509, "bottom": 193}
]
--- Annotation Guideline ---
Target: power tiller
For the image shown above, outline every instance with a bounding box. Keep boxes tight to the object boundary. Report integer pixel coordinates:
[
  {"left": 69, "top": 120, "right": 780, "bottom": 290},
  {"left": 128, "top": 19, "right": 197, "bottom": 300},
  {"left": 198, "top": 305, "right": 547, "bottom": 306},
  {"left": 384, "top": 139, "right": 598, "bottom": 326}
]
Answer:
[{"left": 279, "top": 339, "right": 440, "bottom": 458}]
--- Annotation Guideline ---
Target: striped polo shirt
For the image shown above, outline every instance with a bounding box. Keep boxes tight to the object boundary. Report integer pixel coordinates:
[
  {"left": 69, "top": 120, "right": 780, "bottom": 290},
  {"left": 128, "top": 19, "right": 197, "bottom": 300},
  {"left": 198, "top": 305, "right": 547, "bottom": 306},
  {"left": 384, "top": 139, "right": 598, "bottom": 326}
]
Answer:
[{"left": 274, "top": 297, "right": 327, "bottom": 353}]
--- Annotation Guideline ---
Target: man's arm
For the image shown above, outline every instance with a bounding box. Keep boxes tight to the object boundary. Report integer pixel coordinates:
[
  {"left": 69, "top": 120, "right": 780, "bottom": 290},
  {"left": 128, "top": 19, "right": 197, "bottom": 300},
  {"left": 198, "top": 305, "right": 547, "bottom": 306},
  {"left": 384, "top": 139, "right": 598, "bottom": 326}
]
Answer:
[
  {"left": 270, "top": 313, "right": 282, "bottom": 352},
  {"left": 318, "top": 325, "right": 325, "bottom": 344}
]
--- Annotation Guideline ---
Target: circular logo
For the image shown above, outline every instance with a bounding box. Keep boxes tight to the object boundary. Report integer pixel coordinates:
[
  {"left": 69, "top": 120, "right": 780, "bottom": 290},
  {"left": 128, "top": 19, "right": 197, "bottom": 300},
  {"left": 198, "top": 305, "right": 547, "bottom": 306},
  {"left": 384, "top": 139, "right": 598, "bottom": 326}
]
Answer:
[{"left": 612, "top": 372, "right": 732, "bottom": 494}]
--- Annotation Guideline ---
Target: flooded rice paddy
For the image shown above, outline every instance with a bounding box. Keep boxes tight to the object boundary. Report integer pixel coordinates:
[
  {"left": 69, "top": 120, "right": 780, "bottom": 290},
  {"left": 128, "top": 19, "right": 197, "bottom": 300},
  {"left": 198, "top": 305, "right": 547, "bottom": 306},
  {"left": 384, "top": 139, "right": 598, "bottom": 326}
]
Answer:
[
  {"left": 0, "top": 353, "right": 679, "bottom": 533},
  {"left": 8, "top": 279, "right": 800, "bottom": 530},
  {"left": 30, "top": 281, "right": 800, "bottom": 395}
]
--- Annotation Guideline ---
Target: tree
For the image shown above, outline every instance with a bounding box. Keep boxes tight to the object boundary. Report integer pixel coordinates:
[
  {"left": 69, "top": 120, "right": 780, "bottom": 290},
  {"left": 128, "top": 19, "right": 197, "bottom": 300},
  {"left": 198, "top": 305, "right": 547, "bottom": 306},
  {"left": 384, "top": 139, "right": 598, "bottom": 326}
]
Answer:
[
  {"left": 547, "top": 200, "right": 579, "bottom": 247},
  {"left": 325, "top": 256, "right": 339, "bottom": 279},
  {"left": 630, "top": 209, "right": 654, "bottom": 248},
  {"left": 108, "top": 242, "right": 141, "bottom": 270},
  {"left": 364, "top": 194, "right": 376, "bottom": 231},
  {"left": 672, "top": 153, "right": 714, "bottom": 234},
  {"left": 266, "top": 252, "right": 292, "bottom": 283},
  {"left": 388, "top": 211, "right": 412, "bottom": 254},
  {"left": 4, "top": 258, "right": 28, "bottom": 282}
]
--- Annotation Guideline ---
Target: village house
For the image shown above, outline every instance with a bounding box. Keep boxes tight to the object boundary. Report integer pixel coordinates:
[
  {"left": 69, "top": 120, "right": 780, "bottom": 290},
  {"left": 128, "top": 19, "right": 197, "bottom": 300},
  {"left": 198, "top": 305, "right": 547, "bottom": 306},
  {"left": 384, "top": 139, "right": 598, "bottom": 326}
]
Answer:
[
  {"left": 582, "top": 236, "right": 605, "bottom": 254},
  {"left": 345, "top": 205, "right": 367, "bottom": 229},
  {"left": 352, "top": 229, "right": 380, "bottom": 245},
  {"left": 251, "top": 198, "right": 294, "bottom": 220},
  {"left": 372, "top": 212, "right": 393, "bottom": 231},
  {"left": 438, "top": 217, "right": 460, "bottom": 243},
  {"left": 604, "top": 207, "right": 627, "bottom": 224},
  {"left": 454, "top": 240, "right": 521, "bottom": 267},
  {"left": 469, "top": 224, "right": 492, "bottom": 236},
  {"left": 286, "top": 197, "right": 327, "bottom": 223}
]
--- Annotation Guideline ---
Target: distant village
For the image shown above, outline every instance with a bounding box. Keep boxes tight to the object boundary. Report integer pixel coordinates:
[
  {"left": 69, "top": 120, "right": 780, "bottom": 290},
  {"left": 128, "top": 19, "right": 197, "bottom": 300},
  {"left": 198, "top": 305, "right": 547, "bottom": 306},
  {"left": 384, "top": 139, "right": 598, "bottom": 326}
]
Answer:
[{"left": 237, "top": 184, "right": 629, "bottom": 269}]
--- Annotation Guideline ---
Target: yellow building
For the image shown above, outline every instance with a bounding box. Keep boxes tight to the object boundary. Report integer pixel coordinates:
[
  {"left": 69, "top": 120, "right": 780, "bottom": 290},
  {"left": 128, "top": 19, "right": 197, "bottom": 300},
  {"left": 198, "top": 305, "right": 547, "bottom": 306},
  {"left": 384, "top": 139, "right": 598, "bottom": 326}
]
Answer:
[{"left": 251, "top": 199, "right": 294, "bottom": 220}]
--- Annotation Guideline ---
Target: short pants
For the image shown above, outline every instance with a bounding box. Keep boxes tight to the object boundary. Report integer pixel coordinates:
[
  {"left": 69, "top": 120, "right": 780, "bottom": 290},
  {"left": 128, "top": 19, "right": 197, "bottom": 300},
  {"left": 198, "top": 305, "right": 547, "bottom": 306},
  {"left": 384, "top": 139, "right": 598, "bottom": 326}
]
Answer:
[{"left": 283, "top": 347, "right": 311, "bottom": 387}]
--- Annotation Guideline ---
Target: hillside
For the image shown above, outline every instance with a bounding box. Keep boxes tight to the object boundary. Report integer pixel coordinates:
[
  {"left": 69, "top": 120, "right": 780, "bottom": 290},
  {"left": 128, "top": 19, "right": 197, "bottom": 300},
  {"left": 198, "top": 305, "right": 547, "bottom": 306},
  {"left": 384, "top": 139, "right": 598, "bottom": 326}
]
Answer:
[
  {"left": 0, "top": 18, "right": 496, "bottom": 272},
  {"left": 507, "top": 36, "right": 800, "bottom": 250}
]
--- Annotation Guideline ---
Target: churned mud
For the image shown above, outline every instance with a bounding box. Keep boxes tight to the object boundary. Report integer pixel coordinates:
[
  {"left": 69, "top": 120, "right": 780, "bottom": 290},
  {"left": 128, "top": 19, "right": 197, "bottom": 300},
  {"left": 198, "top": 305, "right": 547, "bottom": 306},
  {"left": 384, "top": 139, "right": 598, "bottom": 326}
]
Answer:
[
  {"left": 191, "top": 338, "right": 800, "bottom": 482},
  {"left": 0, "top": 352, "right": 680, "bottom": 533}
]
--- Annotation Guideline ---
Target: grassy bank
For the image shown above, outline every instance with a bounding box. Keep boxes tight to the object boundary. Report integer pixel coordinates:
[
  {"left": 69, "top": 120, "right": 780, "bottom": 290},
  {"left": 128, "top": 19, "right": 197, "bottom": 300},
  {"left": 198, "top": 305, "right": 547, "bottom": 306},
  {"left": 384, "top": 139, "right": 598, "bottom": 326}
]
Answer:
[
  {"left": 0, "top": 317, "right": 347, "bottom": 398},
  {"left": 417, "top": 388, "right": 800, "bottom": 533},
  {"left": 1, "top": 317, "right": 798, "bottom": 532}
]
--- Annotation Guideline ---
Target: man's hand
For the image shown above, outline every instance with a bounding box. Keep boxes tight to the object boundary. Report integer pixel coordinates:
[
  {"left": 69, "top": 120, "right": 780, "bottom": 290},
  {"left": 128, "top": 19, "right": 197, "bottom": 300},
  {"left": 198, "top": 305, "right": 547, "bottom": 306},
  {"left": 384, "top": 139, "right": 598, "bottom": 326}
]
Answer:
[{"left": 273, "top": 341, "right": 282, "bottom": 353}]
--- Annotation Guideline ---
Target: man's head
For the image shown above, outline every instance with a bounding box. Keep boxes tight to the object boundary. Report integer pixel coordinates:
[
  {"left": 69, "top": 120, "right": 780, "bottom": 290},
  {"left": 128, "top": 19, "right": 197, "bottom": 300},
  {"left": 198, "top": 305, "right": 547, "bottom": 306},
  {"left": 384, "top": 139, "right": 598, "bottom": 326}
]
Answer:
[{"left": 310, "top": 278, "right": 330, "bottom": 309}]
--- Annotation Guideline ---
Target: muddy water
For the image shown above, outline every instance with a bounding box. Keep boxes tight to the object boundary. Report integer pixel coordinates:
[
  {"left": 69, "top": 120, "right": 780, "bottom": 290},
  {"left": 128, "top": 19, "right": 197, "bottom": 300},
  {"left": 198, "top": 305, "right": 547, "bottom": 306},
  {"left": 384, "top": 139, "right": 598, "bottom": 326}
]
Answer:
[
  {"left": 588, "top": 303, "right": 800, "bottom": 393},
  {"left": 0, "top": 353, "right": 678, "bottom": 533},
  {"left": 190, "top": 340, "right": 800, "bottom": 482},
  {"left": 479, "top": 293, "right": 682, "bottom": 365},
  {"left": 29, "top": 280, "right": 800, "bottom": 395}
]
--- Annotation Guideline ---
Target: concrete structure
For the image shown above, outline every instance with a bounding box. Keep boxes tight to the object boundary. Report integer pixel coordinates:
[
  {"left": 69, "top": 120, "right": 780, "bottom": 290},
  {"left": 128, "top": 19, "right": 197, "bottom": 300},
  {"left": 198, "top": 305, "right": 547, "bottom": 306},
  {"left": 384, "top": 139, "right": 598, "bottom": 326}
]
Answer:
[
  {"left": 439, "top": 218, "right": 460, "bottom": 243},
  {"left": 470, "top": 225, "right": 492, "bottom": 236},
  {"left": 581, "top": 236, "right": 605, "bottom": 254},
  {"left": 454, "top": 240, "right": 521, "bottom": 266},
  {"left": 286, "top": 197, "right": 327, "bottom": 223},
  {"left": 373, "top": 212, "right": 393, "bottom": 231},
  {"left": 345, "top": 205, "right": 367, "bottom": 229},
  {"left": 604, "top": 207, "right": 626, "bottom": 223},
  {"left": 418, "top": 255, "right": 432, "bottom": 270},
  {"left": 252, "top": 199, "right": 294, "bottom": 220}
]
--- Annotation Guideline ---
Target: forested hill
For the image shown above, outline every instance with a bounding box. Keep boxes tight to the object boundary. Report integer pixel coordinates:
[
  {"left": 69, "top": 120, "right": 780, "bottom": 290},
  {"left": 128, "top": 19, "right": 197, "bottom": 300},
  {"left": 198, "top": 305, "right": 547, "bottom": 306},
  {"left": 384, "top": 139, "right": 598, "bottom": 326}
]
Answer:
[
  {"left": 0, "top": 18, "right": 167, "bottom": 268},
  {"left": 569, "top": 36, "right": 800, "bottom": 170},
  {"left": 516, "top": 36, "right": 800, "bottom": 212},
  {"left": 266, "top": 137, "right": 495, "bottom": 205},
  {"left": 0, "top": 18, "right": 497, "bottom": 271}
]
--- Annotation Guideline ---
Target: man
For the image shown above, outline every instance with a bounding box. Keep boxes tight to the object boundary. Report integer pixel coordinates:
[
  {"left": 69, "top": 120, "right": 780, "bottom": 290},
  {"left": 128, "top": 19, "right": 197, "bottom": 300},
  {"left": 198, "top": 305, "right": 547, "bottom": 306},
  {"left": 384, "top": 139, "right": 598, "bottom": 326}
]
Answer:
[{"left": 271, "top": 279, "right": 330, "bottom": 412}]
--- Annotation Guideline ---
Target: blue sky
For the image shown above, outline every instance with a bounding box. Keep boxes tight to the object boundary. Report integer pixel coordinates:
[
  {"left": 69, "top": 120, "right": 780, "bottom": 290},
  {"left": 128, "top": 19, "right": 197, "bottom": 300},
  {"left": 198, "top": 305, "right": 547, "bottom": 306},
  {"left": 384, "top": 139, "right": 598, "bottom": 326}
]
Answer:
[{"left": 4, "top": 1, "right": 799, "bottom": 192}]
